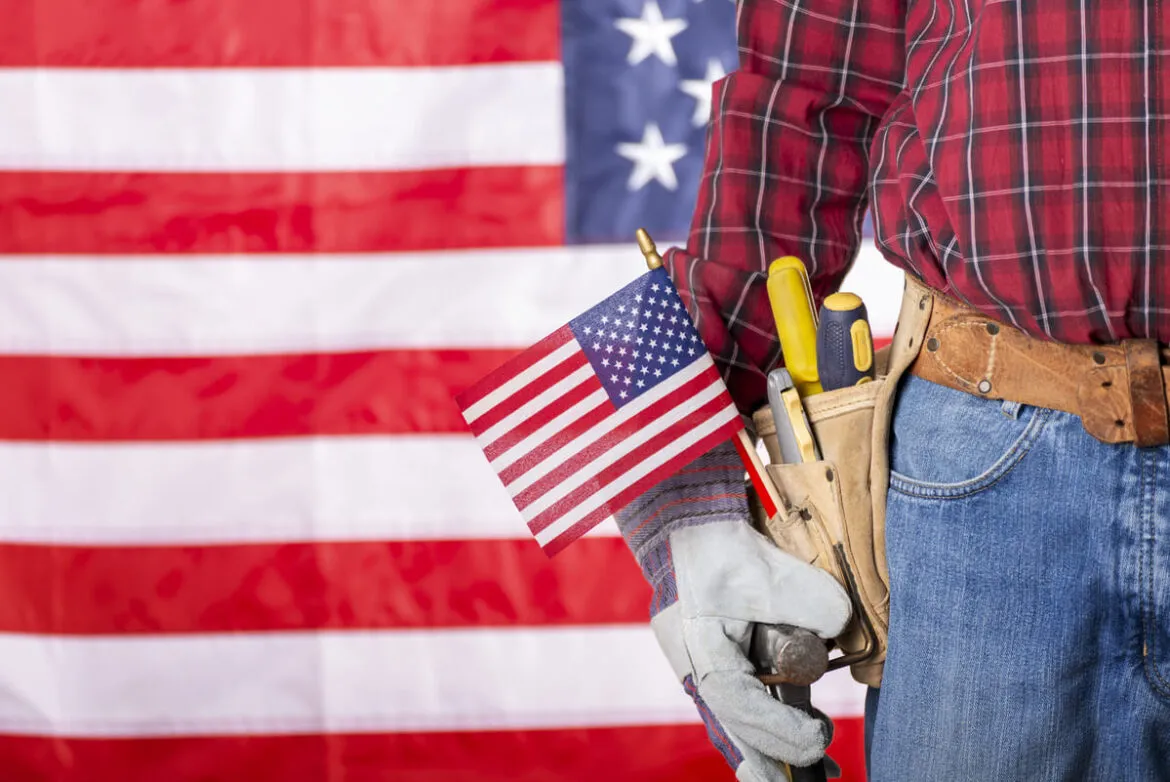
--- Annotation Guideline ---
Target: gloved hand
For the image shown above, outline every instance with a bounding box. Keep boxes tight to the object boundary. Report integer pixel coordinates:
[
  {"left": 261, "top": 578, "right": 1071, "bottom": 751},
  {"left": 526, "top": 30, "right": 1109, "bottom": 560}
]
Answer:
[{"left": 615, "top": 440, "right": 852, "bottom": 781}]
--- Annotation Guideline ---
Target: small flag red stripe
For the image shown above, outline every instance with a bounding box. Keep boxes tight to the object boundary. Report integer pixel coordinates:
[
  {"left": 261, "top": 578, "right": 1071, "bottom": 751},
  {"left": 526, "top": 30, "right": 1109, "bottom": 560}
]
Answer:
[
  {"left": 526, "top": 391, "right": 735, "bottom": 534},
  {"left": 510, "top": 366, "right": 722, "bottom": 510},
  {"left": 455, "top": 327, "right": 574, "bottom": 411},
  {"left": 466, "top": 351, "right": 589, "bottom": 437},
  {"left": 483, "top": 376, "right": 603, "bottom": 462},
  {"left": 538, "top": 416, "right": 744, "bottom": 555},
  {"left": 496, "top": 400, "right": 612, "bottom": 485},
  {"left": 0, "top": 167, "right": 564, "bottom": 255}
]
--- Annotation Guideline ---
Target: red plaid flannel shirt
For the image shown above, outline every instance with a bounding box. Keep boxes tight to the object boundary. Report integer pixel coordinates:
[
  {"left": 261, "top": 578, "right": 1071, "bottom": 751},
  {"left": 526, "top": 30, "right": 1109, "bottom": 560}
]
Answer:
[{"left": 664, "top": 0, "right": 1170, "bottom": 417}]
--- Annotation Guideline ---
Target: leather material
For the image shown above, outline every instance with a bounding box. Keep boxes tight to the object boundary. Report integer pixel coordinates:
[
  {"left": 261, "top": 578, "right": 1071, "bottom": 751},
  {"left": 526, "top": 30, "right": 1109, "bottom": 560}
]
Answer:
[
  {"left": 909, "top": 286, "right": 1170, "bottom": 448},
  {"left": 747, "top": 274, "right": 936, "bottom": 688}
]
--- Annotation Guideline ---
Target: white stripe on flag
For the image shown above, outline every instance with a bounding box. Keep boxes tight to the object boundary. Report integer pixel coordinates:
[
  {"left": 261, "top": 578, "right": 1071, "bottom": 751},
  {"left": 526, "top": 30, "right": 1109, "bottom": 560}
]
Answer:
[
  {"left": 0, "top": 437, "right": 561, "bottom": 545},
  {"left": 0, "top": 66, "right": 563, "bottom": 172},
  {"left": 474, "top": 363, "right": 593, "bottom": 446},
  {"left": 0, "top": 627, "right": 866, "bottom": 737},
  {"left": 520, "top": 364, "right": 725, "bottom": 517},
  {"left": 505, "top": 357, "right": 713, "bottom": 497},
  {"left": 462, "top": 338, "right": 578, "bottom": 422},
  {"left": 534, "top": 402, "right": 740, "bottom": 546},
  {"left": 0, "top": 243, "right": 902, "bottom": 355},
  {"left": 488, "top": 386, "right": 608, "bottom": 469}
]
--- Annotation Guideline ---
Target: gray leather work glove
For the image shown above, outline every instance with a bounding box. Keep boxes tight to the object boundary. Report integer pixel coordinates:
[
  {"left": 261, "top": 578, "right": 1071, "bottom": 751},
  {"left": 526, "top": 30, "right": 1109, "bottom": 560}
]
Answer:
[{"left": 616, "top": 441, "right": 852, "bottom": 781}]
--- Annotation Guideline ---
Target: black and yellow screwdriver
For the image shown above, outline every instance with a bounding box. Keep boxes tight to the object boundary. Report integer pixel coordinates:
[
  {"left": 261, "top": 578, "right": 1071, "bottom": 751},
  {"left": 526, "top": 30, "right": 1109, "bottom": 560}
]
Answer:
[{"left": 816, "top": 292, "right": 876, "bottom": 391}]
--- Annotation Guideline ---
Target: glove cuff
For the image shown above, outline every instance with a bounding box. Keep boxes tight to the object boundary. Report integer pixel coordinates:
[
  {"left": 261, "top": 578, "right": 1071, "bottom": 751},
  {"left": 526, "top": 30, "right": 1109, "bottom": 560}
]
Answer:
[{"left": 615, "top": 439, "right": 749, "bottom": 616}]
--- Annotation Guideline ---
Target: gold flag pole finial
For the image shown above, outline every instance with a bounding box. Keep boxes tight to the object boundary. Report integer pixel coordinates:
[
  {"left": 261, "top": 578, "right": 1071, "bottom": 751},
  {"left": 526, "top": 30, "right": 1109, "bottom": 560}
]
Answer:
[{"left": 636, "top": 228, "right": 663, "bottom": 270}]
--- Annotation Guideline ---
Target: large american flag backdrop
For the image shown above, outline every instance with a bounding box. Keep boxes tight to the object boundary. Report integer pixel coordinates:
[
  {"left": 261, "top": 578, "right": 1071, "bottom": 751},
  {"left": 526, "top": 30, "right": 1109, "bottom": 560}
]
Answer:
[{"left": 0, "top": 1, "right": 905, "bottom": 780}]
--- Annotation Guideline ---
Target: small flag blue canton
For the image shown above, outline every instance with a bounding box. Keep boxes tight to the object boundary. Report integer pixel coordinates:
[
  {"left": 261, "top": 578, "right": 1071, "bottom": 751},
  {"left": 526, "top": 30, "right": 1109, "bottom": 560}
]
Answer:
[{"left": 570, "top": 267, "right": 704, "bottom": 408}]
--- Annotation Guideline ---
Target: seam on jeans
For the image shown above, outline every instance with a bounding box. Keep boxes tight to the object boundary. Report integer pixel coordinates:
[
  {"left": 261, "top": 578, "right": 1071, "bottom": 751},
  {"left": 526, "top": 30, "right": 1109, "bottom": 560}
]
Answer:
[
  {"left": 1140, "top": 448, "right": 1170, "bottom": 699},
  {"left": 889, "top": 407, "right": 1053, "bottom": 499}
]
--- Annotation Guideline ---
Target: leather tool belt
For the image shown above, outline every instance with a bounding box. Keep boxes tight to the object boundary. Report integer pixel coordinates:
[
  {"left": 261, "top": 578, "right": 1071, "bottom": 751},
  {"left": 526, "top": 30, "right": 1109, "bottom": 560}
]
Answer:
[{"left": 907, "top": 280, "right": 1170, "bottom": 448}]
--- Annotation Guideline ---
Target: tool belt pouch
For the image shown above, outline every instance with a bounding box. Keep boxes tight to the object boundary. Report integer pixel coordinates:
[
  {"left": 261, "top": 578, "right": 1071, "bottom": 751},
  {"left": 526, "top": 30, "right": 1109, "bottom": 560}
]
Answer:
[{"left": 748, "top": 275, "right": 932, "bottom": 688}]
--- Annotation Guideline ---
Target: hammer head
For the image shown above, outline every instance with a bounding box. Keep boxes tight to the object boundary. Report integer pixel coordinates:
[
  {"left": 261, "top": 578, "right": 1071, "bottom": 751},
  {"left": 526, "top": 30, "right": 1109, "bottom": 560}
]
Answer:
[{"left": 752, "top": 624, "right": 829, "bottom": 687}]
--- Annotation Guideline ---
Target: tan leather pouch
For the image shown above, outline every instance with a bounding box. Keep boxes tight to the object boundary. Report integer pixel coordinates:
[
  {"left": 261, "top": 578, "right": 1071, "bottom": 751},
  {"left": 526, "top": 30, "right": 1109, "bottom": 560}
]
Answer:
[{"left": 749, "top": 274, "right": 933, "bottom": 687}]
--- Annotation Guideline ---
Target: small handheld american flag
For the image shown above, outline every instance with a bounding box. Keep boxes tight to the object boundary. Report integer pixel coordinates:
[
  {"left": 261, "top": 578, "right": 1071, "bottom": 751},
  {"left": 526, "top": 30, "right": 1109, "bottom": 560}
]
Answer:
[{"left": 457, "top": 233, "right": 745, "bottom": 555}]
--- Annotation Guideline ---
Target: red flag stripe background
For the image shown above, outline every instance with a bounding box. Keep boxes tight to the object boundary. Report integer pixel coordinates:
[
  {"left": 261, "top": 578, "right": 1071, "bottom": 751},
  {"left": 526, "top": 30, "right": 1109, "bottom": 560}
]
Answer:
[
  {"left": 0, "top": 1, "right": 904, "bottom": 779},
  {"left": 0, "top": 0, "right": 560, "bottom": 67}
]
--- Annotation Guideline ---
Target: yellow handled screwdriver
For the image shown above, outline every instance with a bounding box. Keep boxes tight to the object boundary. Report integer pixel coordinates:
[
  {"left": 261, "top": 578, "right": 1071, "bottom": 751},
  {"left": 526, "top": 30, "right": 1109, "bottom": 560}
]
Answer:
[{"left": 766, "top": 257, "right": 823, "bottom": 397}]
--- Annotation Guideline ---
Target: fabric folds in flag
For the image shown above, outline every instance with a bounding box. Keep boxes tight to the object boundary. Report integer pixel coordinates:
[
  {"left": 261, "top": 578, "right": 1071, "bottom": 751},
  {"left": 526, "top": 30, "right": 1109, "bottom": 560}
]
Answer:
[{"left": 459, "top": 266, "right": 744, "bottom": 555}]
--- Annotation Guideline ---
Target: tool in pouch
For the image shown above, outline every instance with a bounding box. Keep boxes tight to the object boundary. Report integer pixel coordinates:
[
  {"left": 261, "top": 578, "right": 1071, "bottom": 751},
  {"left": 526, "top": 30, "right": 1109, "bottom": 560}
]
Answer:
[{"left": 749, "top": 253, "right": 917, "bottom": 695}]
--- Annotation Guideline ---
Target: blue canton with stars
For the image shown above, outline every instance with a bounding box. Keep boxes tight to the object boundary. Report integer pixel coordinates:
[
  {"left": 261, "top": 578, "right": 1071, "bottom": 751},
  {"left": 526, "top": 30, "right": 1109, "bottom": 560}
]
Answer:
[
  {"left": 559, "top": 0, "right": 876, "bottom": 246},
  {"left": 561, "top": 0, "right": 737, "bottom": 245},
  {"left": 569, "top": 267, "right": 705, "bottom": 408}
]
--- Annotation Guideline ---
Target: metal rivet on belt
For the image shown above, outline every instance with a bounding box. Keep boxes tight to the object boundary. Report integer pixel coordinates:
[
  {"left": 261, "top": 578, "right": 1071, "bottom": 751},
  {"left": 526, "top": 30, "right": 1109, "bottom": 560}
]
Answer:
[
  {"left": 978, "top": 379, "right": 992, "bottom": 394},
  {"left": 1092, "top": 351, "right": 1106, "bottom": 365},
  {"left": 986, "top": 323, "right": 1000, "bottom": 335},
  {"left": 926, "top": 337, "right": 939, "bottom": 352}
]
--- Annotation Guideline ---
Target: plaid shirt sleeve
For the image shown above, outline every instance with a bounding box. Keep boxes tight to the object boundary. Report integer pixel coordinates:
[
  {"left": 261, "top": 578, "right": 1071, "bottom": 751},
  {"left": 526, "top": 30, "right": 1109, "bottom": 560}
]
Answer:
[
  {"left": 616, "top": 2, "right": 907, "bottom": 606},
  {"left": 664, "top": 0, "right": 907, "bottom": 416}
]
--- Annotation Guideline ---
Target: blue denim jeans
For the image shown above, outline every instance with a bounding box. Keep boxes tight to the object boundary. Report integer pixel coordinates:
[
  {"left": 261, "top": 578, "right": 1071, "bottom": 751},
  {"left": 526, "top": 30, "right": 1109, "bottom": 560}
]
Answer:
[{"left": 864, "top": 374, "right": 1170, "bottom": 780}]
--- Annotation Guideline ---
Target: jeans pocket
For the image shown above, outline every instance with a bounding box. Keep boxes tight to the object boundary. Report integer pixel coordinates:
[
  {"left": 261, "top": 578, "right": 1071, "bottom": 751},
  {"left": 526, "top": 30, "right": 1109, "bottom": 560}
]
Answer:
[{"left": 888, "top": 375, "right": 1053, "bottom": 499}]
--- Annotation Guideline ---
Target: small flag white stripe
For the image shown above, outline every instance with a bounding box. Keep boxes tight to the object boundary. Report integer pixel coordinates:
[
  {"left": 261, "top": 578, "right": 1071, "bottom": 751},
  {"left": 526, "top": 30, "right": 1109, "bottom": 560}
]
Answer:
[
  {"left": 534, "top": 402, "right": 740, "bottom": 547},
  {"left": 488, "top": 386, "right": 608, "bottom": 469},
  {"left": 0, "top": 66, "right": 564, "bottom": 172},
  {"left": 474, "top": 364, "right": 594, "bottom": 447},
  {"left": 462, "top": 340, "right": 578, "bottom": 423},
  {"left": 503, "top": 357, "right": 713, "bottom": 496},
  {"left": 519, "top": 377, "right": 729, "bottom": 521}
]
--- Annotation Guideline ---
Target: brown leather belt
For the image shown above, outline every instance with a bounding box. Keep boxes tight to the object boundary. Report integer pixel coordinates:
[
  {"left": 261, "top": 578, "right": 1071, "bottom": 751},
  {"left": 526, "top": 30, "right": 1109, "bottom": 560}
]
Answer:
[{"left": 904, "top": 276, "right": 1170, "bottom": 448}]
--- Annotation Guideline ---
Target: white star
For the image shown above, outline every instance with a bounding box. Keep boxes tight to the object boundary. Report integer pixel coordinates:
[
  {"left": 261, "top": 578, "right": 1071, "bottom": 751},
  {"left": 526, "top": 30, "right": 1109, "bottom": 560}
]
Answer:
[
  {"left": 654, "top": 369, "right": 663, "bottom": 378},
  {"left": 592, "top": 342, "right": 601, "bottom": 350},
  {"left": 649, "top": 298, "right": 657, "bottom": 306},
  {"left": 620, "top": 390, "right": 629, "bottom": 399},
  {"left": 601, "top": 315, "right": 609, "bottom": 324},
  {"left": 651, "top": 283, "right": 660, "bottom": 291},
  {"left": 636, "top": 337, "right": 644, "bottom": 345},
  {"left": 618, "top": 347, "right": 627, "bottom": 356},
  {"left": 637, "top": 379, "right": 646, "bottom": 388},
  {"left": 602, "top": 357, "right": 610, "bottom": 367},
  {"left": 605, "top": 345, "right": 613, "bottom": 353},
  {"left": 584, "top": 325, "right": 592, "bottom": 335},
  {"left": 640, "top": 323, "right": 649, "bottom": 332},
  {"left": 614, "top": 361, "right": 623, "bottom": 370},
  {"left": 624, "top": 377, "right": 632, "bottom": 385},
  {"left": 633, "top": 350, "right": 641, "bottom": 358},
  {"left": 611, "top": 374, "right": 620, "bottom": 383},
  {"left": 635, "top": 294, "right": 643, "bottom": 302},
  {"left": 670, "top": 316, "right": 678, "bottom": 324},
  {"left": 614, "top": 0, "right": 687, "bottom": 66},
  {"left": 679, "top": 59, "right": 726, "bottom": 127},
  {"left": 618, "top": 305, "right": 626, "bottom": 313},
  {"left": 689, "top": 346, "right": 697, "bottom": 355},
  {"left": 616, "top": 123, "right": 687, "bottom": 192},
  {"left": 671, "top": 358, "right": 680, "bottom": 367}
]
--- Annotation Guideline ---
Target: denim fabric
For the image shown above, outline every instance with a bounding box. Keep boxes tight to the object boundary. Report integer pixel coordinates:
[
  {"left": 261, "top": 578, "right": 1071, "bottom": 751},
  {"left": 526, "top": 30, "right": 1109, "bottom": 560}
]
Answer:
[{"left": 865, "top": 374, "right": 1170, "bottom": 780}]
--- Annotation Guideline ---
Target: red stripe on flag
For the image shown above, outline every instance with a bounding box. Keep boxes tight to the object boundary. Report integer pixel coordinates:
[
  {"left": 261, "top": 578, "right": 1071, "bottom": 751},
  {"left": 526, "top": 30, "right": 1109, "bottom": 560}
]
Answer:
[
  {"left": 0, "top": 349, "right": 524, "bottom": 441},
  {"left": 529, "top": 394, "right": 736, "bottom": 538},
  {"left": 0, "top": 0, "right": 559, "bottom": 67},
  {"left": 497, "top": 398, "right": 612, "bottom": 485},
  {"left": 0, "top": 538, "right": 649, "bottom": 635},
  {"left": 511, "top": 365, "right": 723, "bottom": 509},
  {"left": 539, "top": 417, "right": 743, "bottom": 556},
  {"left": 0, "top": 168, "right": 564, "bottom": 254},
  {"left": 466, "top": 352, "right": 589, "bottom": 437},
  {"left": 456, "top": 326, "right": 574, "bottom": 411},
  {"left": 483, "top": 376, "right": 602, "bottom": 461},
  {"left": 0, "top": 724, "right": 769, "bottom": 782}
]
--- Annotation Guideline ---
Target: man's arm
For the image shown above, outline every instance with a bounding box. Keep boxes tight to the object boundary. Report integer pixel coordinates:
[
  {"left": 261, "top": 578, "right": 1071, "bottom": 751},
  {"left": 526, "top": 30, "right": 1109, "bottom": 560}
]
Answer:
[
  {"left": 614, "top": 2, "right": 907, "bottom": 775},
  {"left": 666, "top": 0, "right": 906, "bottom": 414}
]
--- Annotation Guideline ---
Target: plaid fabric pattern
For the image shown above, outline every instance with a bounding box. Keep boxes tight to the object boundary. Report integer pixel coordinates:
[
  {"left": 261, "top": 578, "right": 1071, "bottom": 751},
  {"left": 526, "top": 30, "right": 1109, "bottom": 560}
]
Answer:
[
  {"left": 666, "top": 0, "right": 1170, "bottom": 414},
  {"left": 683, "top": 673, "right": 745, "bottom": 768},
  {"left": 614, "top": 439, "right": 747, "bottom": 618}
]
